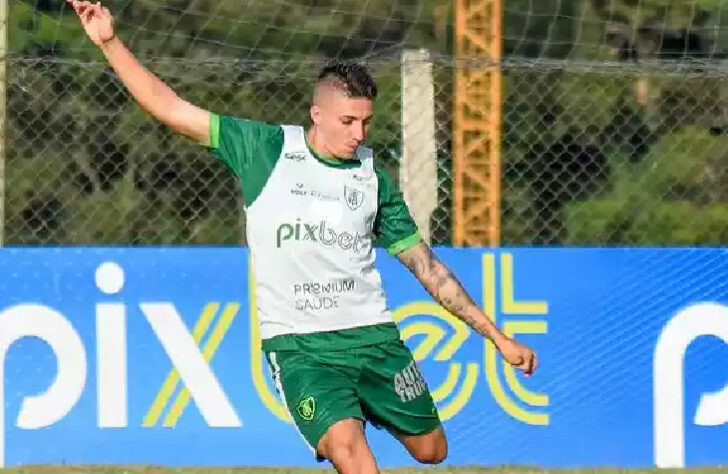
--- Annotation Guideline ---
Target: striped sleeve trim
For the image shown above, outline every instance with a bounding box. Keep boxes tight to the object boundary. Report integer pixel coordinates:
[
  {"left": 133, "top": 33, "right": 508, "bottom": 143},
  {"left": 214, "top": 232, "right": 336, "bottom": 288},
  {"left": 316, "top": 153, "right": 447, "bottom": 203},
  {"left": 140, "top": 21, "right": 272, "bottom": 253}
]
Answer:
[
  {"left": 207, "top": 113, "right": 221, "bottom": 148},
  {"left": 386, "top": 231, "right": 422, "bottom": 255}
]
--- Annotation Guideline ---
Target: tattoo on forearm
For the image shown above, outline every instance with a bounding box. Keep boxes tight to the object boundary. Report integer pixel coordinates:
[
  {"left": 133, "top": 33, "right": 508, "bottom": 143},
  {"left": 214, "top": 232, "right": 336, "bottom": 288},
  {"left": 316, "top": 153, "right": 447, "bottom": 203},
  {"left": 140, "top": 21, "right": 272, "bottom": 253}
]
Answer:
[{"left": 401, "top": 245, "right": 495, "bottom": 339}]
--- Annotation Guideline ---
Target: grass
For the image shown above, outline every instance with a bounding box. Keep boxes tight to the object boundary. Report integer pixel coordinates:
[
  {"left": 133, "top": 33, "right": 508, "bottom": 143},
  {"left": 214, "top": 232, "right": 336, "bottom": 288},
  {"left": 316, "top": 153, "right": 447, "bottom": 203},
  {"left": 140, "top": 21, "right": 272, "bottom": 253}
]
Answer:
[{"left": 3, "top": 467, "right": 728, "bottom": 474}]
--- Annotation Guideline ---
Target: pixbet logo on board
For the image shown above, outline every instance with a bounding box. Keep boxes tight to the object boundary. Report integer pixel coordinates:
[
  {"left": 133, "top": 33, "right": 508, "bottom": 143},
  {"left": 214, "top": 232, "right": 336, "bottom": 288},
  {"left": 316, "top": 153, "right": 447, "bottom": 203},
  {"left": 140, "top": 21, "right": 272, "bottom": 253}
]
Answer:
[{"left": 0, "top": 262, "right": 242, "bottom": 467}]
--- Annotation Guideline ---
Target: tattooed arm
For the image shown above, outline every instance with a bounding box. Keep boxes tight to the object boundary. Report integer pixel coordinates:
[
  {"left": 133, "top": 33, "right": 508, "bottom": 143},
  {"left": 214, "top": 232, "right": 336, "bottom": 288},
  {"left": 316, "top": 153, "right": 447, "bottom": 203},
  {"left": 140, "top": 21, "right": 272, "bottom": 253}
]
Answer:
[{"left": 397, "top": 242, "right": 538, "bottom": 376}]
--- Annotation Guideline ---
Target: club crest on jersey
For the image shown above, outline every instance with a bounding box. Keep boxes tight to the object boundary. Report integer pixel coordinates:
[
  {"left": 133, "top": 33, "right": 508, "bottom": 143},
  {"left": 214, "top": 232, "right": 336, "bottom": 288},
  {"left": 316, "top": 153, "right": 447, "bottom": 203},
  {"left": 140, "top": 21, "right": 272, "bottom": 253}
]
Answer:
[{"left": 344, "top": 186, "right": 364, "bottom": 210}]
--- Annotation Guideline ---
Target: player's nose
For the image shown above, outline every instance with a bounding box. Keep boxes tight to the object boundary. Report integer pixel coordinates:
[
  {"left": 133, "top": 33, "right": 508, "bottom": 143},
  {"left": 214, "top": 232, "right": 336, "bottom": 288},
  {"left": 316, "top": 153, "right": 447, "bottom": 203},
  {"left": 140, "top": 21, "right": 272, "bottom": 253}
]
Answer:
[{"left": 352, "top": 123, "right": 365, "bottom": 141}]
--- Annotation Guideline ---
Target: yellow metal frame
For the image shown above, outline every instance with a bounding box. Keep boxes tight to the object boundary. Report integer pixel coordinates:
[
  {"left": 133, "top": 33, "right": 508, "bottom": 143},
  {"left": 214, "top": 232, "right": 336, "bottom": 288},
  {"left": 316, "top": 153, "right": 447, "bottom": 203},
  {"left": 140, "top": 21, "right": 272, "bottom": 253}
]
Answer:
[{"left": 453, "top": 0, "right": 502, "bottom": 246}]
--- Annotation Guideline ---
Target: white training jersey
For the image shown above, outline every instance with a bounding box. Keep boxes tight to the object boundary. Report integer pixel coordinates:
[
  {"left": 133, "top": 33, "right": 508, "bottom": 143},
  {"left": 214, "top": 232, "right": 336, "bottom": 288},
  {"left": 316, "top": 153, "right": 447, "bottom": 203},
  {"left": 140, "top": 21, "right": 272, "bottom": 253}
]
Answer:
[{"left": 207, "top": 114, "right": 422, "bottom": 351}]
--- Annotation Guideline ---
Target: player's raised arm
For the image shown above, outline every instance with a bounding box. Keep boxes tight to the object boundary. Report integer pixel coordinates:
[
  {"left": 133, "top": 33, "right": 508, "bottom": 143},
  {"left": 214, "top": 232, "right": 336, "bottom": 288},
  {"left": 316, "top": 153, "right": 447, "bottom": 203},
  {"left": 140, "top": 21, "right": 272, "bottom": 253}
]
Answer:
[
  {"left": 397, "top": 242, "right": 538, "bottom": 377},
  {"left": 67, "top": 0, "right": 211, "bottom": 145}
]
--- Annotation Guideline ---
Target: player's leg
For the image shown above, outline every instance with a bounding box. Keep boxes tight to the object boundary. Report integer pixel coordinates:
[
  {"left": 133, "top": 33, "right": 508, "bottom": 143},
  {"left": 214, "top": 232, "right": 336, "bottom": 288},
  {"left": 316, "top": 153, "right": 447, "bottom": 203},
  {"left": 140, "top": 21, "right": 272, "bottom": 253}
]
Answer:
[
  {"left": 389, "top": 425, "right": 448, "bottom": 464},
  {"left": 265, "top": 350, "right": 379, "bottom": 473},
  {"left": 316, "top": 418, "right": 380, "bottom": 474},
  {"left": 357, "top": 340, "right": 447, "bottom": 465}
]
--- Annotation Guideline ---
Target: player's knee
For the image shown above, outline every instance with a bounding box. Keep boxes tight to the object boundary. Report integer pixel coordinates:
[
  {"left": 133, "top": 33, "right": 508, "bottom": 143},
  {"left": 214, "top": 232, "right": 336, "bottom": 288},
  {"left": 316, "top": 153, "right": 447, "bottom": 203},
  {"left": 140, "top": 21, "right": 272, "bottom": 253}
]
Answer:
[
  {"left": 412, "top": 437, "right": 448, "bottom": 464},
  {"left": 325, "top": 440, "right": 357, "bottom": 462},
  {"left": 414, "top": 446, "right": 447, "bottom": 464},
  {"left": 321, "top": 437, "right": 372, "bottom": 466},
  {"left": 317, "top": 420, "right": 369, "bottom": 463}
]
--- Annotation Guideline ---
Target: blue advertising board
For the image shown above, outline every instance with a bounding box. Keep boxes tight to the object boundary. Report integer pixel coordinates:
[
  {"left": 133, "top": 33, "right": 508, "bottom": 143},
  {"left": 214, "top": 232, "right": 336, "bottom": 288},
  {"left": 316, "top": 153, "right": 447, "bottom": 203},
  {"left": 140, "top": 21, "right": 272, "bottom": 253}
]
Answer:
[{"left": 1, "top": 247, "right": 727, "bottom": 468}]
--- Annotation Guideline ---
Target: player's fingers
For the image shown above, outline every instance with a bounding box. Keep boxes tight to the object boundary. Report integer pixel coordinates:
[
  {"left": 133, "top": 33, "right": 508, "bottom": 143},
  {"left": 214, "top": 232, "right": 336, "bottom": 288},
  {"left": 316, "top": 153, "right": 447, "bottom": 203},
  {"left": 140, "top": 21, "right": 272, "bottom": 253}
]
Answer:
[
  {"left": 82, "top": 6, "right": 95, "bottom": 24},
  {"left": 526, "top": 355, "right": 535, "bottom": 376},
  {"left": 75, "top": 0, "right": 91, "bottom": 11},
  {"left": 102, "top": 7, "right": 111, "bottom": 17},
  {"left": 75, "top": 1, "right": 91, "bottom": 17},
  {"left": 517, "top": 353, "right": 533, "bottom": 374},
  {"left": 70, "top": 1, "right": 87, "bottom": 16}
]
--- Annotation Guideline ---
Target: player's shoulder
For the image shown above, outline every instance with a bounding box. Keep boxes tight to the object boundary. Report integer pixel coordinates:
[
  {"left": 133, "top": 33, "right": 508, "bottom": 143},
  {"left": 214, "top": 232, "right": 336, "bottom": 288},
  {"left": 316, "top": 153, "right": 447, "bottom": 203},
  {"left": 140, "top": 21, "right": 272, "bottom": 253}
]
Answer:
[
  {"left": 279, "top": 123, "right": 306, "bottom": 136},
  {"left": 217, "top": 114, "right": 284, "bottom": 133},
  {"left": 353, "top": 146, "right": 377, "bottom": 179},
  {"left": 355, "top": 145, "right": 374, "bottom": 162},
  {"left": 278, "top": 124, "right": 310, "bottom": 150}
]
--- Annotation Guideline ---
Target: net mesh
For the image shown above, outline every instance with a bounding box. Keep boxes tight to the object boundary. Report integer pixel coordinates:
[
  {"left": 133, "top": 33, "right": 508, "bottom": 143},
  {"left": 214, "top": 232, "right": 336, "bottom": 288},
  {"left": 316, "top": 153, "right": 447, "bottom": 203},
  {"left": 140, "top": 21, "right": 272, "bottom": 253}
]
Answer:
[
  {"left": 14, "top": 0, "right": 728, "bottom": 61},
  {"left": 4, "top": 0, "right": 728, "bottom": 246}
]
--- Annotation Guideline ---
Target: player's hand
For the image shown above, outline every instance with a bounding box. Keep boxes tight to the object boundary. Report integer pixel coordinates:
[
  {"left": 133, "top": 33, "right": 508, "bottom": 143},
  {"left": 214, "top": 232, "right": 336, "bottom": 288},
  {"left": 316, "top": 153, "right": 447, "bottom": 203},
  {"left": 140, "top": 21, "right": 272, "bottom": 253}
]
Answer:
[
  {"left": 67, "top": 1, "right": 115, "bottom": 47},
  {"left": 496, "top": 336, "right": 538, "bottom": 377}
]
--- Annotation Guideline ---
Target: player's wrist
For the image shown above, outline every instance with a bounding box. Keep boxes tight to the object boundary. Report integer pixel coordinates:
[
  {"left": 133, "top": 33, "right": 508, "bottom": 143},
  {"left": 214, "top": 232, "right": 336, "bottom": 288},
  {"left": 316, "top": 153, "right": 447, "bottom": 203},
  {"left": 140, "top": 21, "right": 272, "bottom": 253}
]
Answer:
[
  {"left": 490, "top": 331, "right": 509, "bottom": 348},
  {"left": 99, "top": 34, "right": 120, "bottom": 51}
]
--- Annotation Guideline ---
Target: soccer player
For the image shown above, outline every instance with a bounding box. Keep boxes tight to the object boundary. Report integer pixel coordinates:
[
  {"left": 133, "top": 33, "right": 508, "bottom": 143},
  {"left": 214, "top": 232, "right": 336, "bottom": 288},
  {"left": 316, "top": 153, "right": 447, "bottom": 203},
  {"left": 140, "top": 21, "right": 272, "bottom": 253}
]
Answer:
[{"left": 69, "top": 2, "right": 538, "bottom": 472}]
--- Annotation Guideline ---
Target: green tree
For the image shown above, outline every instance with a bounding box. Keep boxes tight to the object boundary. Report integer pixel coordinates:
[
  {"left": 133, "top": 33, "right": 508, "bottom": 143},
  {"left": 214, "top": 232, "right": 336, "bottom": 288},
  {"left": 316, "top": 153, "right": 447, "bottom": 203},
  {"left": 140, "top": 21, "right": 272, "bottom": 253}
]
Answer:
[{"left": 564, "top": 127, "right": 728, "bottom": 244}]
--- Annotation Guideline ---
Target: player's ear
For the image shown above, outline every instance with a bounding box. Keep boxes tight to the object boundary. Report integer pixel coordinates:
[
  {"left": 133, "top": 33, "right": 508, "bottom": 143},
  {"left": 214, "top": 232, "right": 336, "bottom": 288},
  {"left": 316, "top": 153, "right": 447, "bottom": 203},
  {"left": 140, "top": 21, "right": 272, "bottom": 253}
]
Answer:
[{"left": 310, "top": 105, "right": 321, "bottom": 125}]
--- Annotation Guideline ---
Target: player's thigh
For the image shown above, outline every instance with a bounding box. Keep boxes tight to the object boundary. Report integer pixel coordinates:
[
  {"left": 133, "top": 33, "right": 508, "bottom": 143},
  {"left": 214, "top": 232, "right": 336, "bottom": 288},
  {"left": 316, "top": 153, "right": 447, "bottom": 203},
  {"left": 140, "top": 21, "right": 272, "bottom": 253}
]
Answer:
[
  {"left": 356, "top": 340, "right": 442, "bottom": 439},
  {"left": 316, "top": 417, "right": 378, "bottom": 470},
  {"left": 390, "top": 425, "right": 447, "bottom": 464},
  {"left": 266, "top": 350, "right": 364, "bottom": 455}
]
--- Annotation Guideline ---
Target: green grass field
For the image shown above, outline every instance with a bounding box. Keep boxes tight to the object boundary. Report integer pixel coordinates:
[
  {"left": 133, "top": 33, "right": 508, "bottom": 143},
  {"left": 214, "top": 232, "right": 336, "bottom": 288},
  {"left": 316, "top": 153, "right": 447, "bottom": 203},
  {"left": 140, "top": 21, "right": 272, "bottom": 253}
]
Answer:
[{"left": 4, "top": 467, "right": 728, "bottom": 474}]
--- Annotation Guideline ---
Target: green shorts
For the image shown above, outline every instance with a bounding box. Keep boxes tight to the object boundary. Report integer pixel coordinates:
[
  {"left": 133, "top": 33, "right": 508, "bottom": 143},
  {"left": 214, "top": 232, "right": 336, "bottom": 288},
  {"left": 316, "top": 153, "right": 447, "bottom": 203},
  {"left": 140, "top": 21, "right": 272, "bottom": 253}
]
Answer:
[{"left": 265, "top": 338, "right": 441, "bottom": 455}]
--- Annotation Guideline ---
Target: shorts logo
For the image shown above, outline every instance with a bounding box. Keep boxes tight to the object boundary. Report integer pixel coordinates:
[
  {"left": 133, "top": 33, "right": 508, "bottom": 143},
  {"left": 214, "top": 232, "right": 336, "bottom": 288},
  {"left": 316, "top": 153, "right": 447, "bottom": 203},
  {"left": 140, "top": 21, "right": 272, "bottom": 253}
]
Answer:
[
  {"left": 393, "top": 361, "right": 427, "bottom": 403},
  {"left": 297, "top": 396, "right": 316, "bottom": 421}
]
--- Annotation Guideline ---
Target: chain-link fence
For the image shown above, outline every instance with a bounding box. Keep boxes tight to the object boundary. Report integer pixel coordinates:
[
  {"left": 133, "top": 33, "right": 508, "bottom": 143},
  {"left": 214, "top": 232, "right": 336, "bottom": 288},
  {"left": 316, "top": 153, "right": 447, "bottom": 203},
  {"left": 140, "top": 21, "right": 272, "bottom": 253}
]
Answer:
[
  {"left": 5, "top": 55, "right": 728, "bottom": 245},
  {"left": 502, "top": 61, "right": 728, "bottom": 246}
]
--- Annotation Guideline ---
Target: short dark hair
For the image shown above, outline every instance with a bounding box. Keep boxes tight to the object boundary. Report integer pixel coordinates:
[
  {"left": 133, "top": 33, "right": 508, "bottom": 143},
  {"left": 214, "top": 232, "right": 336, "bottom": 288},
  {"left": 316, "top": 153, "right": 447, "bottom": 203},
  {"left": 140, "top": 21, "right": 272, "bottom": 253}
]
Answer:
[{"left": 317, "top": 61, "right": 378, "bottom": 100}]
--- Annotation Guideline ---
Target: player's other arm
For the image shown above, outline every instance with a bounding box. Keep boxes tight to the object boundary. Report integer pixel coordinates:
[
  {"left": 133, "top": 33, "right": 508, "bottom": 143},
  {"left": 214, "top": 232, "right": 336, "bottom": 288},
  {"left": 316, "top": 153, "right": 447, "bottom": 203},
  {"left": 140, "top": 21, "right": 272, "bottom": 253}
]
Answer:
[
  {"left": 68, "top": 1, "right": 210, "bottom": 145},
  {"left": 397, "top": 242, "right": 538, "bottom": 376}
]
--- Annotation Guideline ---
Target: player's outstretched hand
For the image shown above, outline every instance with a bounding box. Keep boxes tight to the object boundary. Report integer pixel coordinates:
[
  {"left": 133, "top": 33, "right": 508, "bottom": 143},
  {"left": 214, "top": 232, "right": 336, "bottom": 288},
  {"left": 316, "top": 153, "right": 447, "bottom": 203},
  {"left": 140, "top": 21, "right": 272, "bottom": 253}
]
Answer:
[
  {"left": 497, "top": 337, "right": 538, "bottom": 377},
  {"left": 67, "top": 1, "right": 115, "bottom": 47}
]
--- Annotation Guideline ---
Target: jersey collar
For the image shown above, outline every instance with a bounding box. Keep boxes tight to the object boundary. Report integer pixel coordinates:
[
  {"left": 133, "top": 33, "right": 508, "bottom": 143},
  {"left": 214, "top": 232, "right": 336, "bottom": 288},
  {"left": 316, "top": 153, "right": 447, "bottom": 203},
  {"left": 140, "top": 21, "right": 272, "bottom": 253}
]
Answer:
[{"left": 304, "top": 129, "right": 362, "bottom": 169}]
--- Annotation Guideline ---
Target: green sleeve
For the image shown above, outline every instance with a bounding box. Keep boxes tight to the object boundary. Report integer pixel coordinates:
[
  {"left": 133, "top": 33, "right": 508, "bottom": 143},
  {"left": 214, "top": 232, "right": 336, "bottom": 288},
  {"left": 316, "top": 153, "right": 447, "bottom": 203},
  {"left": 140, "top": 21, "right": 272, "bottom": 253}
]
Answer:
[
  {"left": 207, "top": 114, "right": 284, "bottom": 206},
  {"left": 373, "top": 166, "right": 422, "bottom": 254}
]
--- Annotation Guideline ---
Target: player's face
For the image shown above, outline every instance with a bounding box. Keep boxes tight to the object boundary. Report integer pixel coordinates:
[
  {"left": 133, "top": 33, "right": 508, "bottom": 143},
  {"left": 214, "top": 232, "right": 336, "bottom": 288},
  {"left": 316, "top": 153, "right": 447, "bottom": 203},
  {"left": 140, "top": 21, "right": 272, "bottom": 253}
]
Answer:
[{"left": 311, "top": 91, "right": 373, "bottom": 159}]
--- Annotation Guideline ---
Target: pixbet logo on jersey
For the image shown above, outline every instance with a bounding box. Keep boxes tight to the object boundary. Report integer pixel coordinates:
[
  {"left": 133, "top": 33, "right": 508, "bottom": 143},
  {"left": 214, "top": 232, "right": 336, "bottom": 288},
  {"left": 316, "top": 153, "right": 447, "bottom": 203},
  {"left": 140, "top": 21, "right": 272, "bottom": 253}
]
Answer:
[{"left": 276, "top": 219, "right": 371, "bottom": 253}]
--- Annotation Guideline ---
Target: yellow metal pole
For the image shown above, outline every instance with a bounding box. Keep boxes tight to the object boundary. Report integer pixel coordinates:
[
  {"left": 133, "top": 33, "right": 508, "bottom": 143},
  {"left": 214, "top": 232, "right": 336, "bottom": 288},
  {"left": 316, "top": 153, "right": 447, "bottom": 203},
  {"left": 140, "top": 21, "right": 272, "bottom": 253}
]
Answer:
[{"left": 452, "top": 0, "right": 502, "bottom": 247}]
